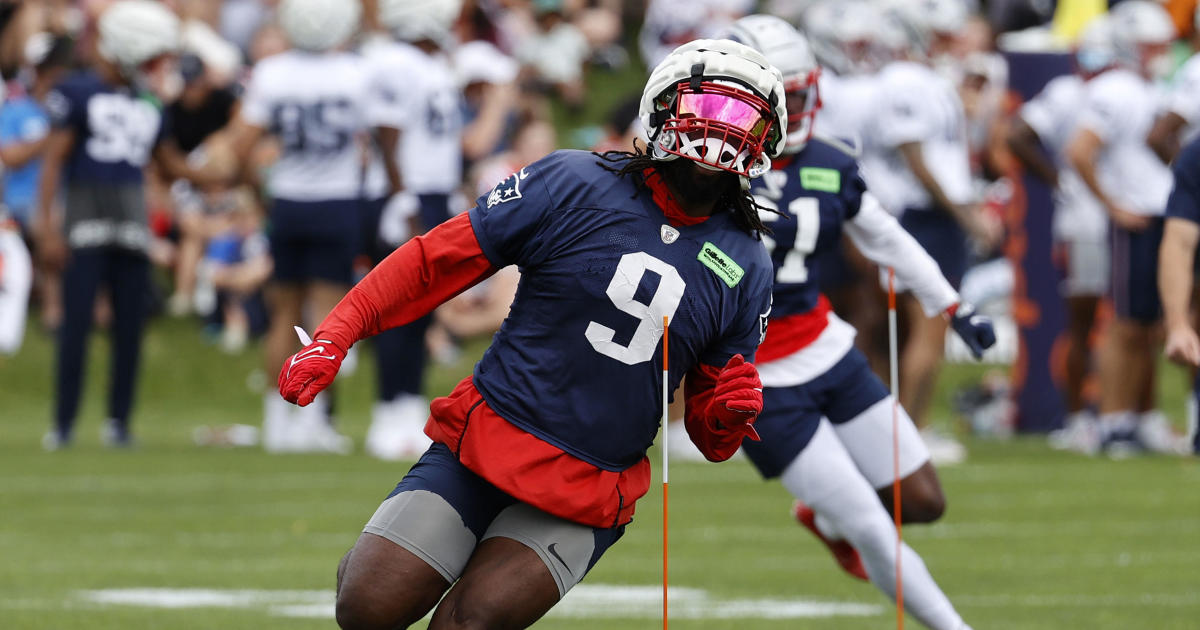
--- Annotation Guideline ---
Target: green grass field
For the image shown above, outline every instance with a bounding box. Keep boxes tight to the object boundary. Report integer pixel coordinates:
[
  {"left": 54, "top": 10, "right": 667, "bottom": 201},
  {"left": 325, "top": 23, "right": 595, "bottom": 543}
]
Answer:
[{"left": 2, "top": 317, "right": 1199, "bottom": 629}]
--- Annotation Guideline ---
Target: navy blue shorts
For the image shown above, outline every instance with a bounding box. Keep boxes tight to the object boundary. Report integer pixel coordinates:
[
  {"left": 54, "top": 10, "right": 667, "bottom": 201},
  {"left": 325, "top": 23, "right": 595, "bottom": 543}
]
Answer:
[
  {"left": 1110, "top": 217, "right": 1164, "bottom": 323},
  {"left": 743, "top": 348, "right": 891, "bottom": 479},
  {"left": 900, "top": 208, "right": 968, "bottom": 289},
  {"left": 268, "top": 197, "right": 360, "bottom": 285},
  {"left": 385, "top": 443, "right": 625, "bottom": 573}
]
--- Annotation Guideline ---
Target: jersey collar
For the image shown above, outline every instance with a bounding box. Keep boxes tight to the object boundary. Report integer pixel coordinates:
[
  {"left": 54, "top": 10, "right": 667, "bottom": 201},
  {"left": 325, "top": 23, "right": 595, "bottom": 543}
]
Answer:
[{"left": 641, "top": 168, "right": 710, "bottom": 227}]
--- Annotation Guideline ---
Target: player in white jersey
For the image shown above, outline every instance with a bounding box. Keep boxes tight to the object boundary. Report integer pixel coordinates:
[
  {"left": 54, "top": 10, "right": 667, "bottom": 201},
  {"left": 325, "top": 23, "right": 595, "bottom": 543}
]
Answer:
[
  {"left": 1065, "top": 3, "right": 1178, "bottom": 455},
  {"left": 864, "top": 0, "right": 995, "bottom": 463},
  {"left": 357, "top": 0, "right": 466, "bottom": 460},
  {"left": 727, "top": 16, "right": 985, "bottom": 629},
  {"left": 1007, "top": 17, "right": 1113, "bottom": 453},
  {"left": 802, "top": 0, "right": 886, "bottom": 147},
  {"left": 228, "top": 0, "right": 381, "bottom": 453},
  {"left": 1148, "top": 7, "right": 1200, "bottom": 163}
]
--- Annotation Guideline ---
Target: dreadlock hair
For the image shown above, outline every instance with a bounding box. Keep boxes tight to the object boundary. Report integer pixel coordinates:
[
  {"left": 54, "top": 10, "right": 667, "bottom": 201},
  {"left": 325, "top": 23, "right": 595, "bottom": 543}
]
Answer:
[{"left": 593, "top": 140, "right": 776, "bottom": 239}]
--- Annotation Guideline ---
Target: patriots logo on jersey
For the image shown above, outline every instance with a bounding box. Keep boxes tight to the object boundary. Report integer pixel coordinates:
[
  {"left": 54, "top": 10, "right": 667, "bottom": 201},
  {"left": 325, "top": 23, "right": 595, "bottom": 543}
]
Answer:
[{"left": 487, "top": 167, "right": 529, "bottom": 208}]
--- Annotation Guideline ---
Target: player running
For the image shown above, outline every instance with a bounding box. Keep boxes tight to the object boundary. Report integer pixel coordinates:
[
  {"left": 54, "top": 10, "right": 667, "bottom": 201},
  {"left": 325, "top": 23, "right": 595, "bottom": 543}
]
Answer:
[
  {"left": 1006, "top": 16, "right": 1114, "bottom": 453},
  {"left": 278, "top": 39, "right": 778, "bottom": 628},
  {"left": 727, "top": 16, "right": 990, "bottom": 630}
]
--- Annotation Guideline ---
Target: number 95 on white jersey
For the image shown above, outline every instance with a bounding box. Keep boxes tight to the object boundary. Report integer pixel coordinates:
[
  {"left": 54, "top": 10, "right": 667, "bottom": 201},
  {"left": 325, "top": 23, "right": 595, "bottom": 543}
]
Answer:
[{"left": 241, "top": 50, "right": 373, "bottom": 201}]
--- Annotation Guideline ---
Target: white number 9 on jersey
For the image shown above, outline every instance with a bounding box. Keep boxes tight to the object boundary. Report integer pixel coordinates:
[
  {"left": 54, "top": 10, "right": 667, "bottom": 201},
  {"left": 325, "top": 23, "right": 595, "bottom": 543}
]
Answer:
[{"left": 585, "top": 252, "right": 686, "bottom": 365}]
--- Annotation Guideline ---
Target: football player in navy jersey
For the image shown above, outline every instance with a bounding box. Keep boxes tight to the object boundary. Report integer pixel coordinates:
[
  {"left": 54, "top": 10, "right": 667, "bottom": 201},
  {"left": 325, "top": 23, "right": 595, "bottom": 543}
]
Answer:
[
  {"left": 278, "top": 39, "right": 780, "bottom": 629},
  {"left": 1158, "top": 136, "right": 1200, "bottom": 455},
  {"left": 728, "top": 16, "right": 990, "bottom": 630},
  {"left": 35, "top": 1, "right": 220, "bottom": 449}
]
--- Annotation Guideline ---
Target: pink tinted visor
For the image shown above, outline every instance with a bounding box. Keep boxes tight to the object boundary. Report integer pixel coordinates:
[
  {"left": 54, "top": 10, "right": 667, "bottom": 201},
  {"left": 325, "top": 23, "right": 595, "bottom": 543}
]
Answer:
[{"left": 676, "top": 92, "right": 769, "bottom": 140}]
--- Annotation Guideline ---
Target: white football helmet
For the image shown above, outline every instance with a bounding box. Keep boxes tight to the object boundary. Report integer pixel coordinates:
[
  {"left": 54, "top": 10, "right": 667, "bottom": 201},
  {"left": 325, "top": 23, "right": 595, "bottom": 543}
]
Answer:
[
  {"left": 378, "top": 0, "right": 463, "bottom": 44},
  {"left": 876, "top": 0, "right": 965, "bottom": 59},
  {"left": 1109, "top": 1, "right": 1176, "bottom": 78},
  {"left": 96, "top": 0, "right": 180, "bottom": 75},
  {"left": 278, "top": 0, "right": 362, "bottom": 52},
  {"left": 803, "top": 1, "right": 889, "bottom": 75},
  {"left": 640, "top": 39, "right": 786, "bottom": 185},
  {"left": 1074, "top": 15, "right": 1116, "bottom": 77},
  {"left": 725, "top": 15, "right": 821, "bottom": 153}
]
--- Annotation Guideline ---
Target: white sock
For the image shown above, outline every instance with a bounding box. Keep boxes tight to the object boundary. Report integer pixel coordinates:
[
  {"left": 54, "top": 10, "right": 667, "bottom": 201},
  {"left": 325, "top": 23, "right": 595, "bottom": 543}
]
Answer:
[
  {"left": 1098, "top": 411, "right": 1135, "bottom": 440},
  {"left": 781, "top": 420, "right": 967, "bottom": 630}
]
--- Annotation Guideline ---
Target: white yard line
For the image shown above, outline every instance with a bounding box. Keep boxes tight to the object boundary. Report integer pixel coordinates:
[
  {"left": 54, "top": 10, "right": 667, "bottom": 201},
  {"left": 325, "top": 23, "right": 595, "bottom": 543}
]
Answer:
[{"left": 70, "top": 586, "right": 884, "bottom": 619}]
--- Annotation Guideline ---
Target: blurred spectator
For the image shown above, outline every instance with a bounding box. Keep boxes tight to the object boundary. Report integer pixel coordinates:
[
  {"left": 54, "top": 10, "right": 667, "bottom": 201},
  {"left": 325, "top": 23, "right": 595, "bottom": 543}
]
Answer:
[
  {"left": 1, "top": 33, "right": 71, "bottom": 332},
  {"left": 456, "top": 39, "right": 520, "bottom": 166},
  {"left": 589, "top": 93, "right": 640, "bottom": 153},
  {"left": 639, "top": 0, "right": 753, "bottom": 69},
  {"left": 163, "top": 53, "right": 239, "bottom": 316},
  {"left": 194, "top": 189, "right": 271, "bottom": 353},
  {"left": 0, "top": 206, "right": 32, "bottom": 356},
  {"left": 2, "top": 34, "right": 71, "bottom": 232},
  {"left": 515, "top": 0, "right": 590, "bottom": 108},
  {"left": 471, "top": 116, "right": 556, "bottom": 197}
]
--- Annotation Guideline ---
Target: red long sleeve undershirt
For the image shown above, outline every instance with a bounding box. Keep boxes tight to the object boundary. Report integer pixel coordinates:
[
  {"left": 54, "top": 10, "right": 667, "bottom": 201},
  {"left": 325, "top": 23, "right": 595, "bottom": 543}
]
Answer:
[
  {"left": 311, "top": 210, "right": 747, "bottom": 463},
  {"left": 313, "top": 213, "right": 496, "bottom": 353}
]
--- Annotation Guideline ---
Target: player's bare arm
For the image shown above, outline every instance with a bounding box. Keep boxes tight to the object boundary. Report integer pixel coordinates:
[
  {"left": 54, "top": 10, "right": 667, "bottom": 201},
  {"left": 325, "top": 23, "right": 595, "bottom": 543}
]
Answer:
[{"left": 1160, "top": 217, "right": 1200, "bottom": 366}]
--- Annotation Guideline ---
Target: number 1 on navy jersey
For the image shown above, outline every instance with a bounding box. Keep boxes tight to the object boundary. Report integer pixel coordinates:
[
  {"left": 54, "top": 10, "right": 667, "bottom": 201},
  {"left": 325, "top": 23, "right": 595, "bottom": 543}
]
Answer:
[
  {"left": 585, "top": 252, "right": 686, "bottom": 365},
  {"left": 759, "top": 197, "right": 820, "bottom": 283}
]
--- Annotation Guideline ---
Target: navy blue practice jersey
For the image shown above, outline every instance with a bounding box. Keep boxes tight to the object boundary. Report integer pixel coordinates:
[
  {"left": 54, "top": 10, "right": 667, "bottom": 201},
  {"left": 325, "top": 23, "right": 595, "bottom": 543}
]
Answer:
[
  {"left": 44, "top": 71, "right": 166, "bottom": 185},
  {"left": 1166, "top": 136, "right": 1200, "bottom": 225},
  {"left": 467, "top": 150, "right": 773, "bottom": 471},
  {"left": 748, "top": 137, "right": 867, "bottom": 318}
]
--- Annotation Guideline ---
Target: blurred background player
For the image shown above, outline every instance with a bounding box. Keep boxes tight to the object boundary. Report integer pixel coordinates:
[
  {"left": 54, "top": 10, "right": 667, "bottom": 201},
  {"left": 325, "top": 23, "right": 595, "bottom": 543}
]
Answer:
[
  {"left": 36, "top": 0, "right": 218, "bottom": 449},
  {"left": 1158, "top": 135, "right": 1200, "bottom": 456},
  {"left": 802, "top": 0, "right": 887, "bottom": 148},
  {"left": 227, "top": 0, "right": 374, "bottom": 454},
  {"left": 358, "top": 0, "right": 465, "bottom": 461},
  {"left": 863, "top": 0, "right": 999, "bottom": 464},
  {"left": 1006, "top": 16, "right": 1114, "bottom": 454},
  {"left": 278, "top": 39, "right": 778, "bottom": 629},
  {"left": 729, "top": 16, "right": 989, "bottom": 630},
  {"left": 1066, "top": 2, "right": 1180, "bottom": 456},
  {"left": 1148, "top": 6, "right": 1200, "bottom": 164}
]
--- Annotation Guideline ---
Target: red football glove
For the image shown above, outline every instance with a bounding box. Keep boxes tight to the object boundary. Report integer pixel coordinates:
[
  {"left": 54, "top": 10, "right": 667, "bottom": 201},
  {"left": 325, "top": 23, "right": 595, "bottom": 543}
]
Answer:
[
  {"left": 278, "top": 339, "right": 346, "bottom": 406},
  {"left": 707, "top": 354, "right": 762, "bottom": 441}
]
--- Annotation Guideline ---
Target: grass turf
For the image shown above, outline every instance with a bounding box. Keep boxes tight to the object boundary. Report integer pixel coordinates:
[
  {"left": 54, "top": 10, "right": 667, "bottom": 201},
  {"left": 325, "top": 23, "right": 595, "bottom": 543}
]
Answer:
[{"left": 1, "top": 317, "right": 1199, "bottom": 629}]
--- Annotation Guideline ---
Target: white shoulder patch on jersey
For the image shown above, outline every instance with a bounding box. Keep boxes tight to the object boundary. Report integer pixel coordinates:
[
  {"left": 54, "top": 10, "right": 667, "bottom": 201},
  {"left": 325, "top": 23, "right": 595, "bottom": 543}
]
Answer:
[
  {"left": 812, "top": 133, "right": 861, "bottom": 158},
  {"left": 487, "top": 166, "right": 530, "bottom": 208}
]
